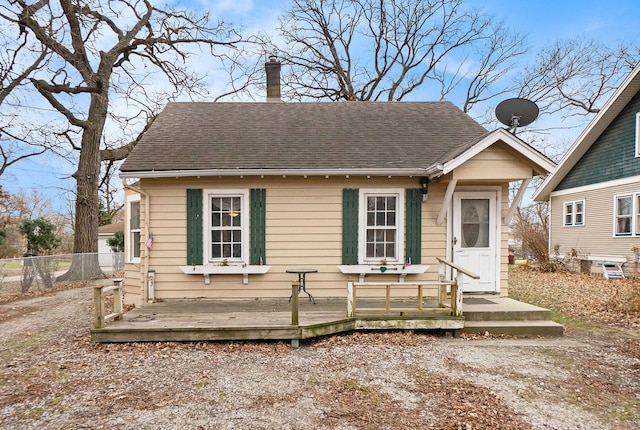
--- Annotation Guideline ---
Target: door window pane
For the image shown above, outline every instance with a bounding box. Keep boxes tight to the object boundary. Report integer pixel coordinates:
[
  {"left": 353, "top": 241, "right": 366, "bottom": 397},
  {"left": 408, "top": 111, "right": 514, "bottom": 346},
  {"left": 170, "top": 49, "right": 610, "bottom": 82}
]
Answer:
[{"left": 461, "top": 199, "right": 489, "bottom": 248}]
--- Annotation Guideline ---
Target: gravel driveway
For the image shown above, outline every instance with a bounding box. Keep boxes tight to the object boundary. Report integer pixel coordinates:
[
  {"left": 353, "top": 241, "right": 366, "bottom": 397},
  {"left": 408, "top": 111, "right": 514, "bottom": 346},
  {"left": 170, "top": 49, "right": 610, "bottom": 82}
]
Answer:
[{"left": 1, "top": 282, "right": 638, "bottom": 429}]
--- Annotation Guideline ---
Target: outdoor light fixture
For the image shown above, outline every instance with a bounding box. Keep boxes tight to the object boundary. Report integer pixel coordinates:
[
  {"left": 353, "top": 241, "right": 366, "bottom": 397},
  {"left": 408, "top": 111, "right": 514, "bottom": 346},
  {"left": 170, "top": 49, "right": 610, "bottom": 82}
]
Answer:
[{"left": 419, "top": 177, "right": 430, "bottom": 201}]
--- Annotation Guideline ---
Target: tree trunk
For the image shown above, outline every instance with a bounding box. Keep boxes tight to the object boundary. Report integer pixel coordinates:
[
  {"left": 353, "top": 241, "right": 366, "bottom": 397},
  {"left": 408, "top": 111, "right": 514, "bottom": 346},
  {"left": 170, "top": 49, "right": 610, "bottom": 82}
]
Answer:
[{"left": 57, "top": 90, "right": 109, "bottom": 281}]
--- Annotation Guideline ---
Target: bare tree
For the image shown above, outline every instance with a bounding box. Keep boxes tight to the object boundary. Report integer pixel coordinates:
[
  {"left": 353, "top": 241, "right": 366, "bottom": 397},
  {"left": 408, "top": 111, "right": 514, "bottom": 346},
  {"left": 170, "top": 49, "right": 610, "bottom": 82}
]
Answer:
[
  {"left": 0, "top": 17, "right": 50, "bottom": 176},
  {"left": 267, "top": 0, "right": 525, "bottom": 109},
  {"left": 517, "top": 38, "right": 639, "bottom": 119},
  {"left": 1, "top": 0, "right": 241, "bottom": 279},
  {"left": 511, "top": 201, "right": 550, "bottom": 266}
]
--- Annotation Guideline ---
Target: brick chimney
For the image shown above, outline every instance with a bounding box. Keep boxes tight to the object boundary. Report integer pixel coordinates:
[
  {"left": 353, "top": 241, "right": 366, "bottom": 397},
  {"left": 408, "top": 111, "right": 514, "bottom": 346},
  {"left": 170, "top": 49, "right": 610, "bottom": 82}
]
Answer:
[{"left": 265, "top": 55, "right": 281, "bottom": 103}]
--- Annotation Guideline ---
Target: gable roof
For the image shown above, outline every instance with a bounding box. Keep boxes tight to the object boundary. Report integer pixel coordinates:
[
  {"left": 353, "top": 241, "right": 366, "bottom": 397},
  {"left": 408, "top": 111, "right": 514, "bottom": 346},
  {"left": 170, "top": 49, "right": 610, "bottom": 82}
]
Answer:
[
  {"left": 533, "top": 62, "right": 640, "bottom": 201},
  {"left": 431, "top": 128, "right": 556, "bottom": 177},
  {"left": 120, "top": 101, "right": 490, "bottom": 178},
  {"left": 98, "top": 221, "right": 124, "bottom": 235}
]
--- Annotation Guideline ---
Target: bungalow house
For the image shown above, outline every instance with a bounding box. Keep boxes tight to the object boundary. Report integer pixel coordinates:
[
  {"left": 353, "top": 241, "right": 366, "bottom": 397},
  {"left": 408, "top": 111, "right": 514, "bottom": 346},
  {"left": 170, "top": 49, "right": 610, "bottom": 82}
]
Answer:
[
  {"left": 119, "top": 59, "right": 555, "bottom": 307},
  {"left": 533, "top": 62, "right": 640, "bottom": 274}
]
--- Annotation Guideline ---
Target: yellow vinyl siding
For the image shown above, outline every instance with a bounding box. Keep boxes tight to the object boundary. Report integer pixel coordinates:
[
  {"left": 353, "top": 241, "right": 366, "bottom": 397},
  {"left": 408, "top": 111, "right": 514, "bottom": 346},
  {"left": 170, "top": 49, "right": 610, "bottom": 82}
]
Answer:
[
  {"left": 123, "top": 175, "right": 515, "bottom": 305},
  {"left": 454, "top": 143, "right": 534, "bottom": 182}
]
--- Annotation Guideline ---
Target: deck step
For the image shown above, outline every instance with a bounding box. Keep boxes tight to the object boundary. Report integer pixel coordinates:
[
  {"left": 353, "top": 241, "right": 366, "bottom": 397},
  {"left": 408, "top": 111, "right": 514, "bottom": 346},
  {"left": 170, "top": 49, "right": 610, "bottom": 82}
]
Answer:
[
  {"left": 462, "top": 320, "right": 564, "bottom": 337},
  {"left": 463, "top": 308, "right": 552, "bottom": 321}
]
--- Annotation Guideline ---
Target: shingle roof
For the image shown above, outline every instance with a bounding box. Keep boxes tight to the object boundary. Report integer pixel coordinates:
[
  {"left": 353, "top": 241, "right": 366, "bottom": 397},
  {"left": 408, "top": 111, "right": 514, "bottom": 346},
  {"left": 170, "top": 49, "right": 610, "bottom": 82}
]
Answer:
[{"left": 120, "top": 101, "right": 488, "bottom": 174}]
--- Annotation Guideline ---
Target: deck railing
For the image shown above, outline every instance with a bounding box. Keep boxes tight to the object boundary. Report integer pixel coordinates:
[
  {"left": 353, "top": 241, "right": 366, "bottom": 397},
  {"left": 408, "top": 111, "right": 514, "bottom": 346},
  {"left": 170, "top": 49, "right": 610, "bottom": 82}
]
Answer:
[
  {"left": 347, "top": 258, "right": 479, "bottom": 317},
  {"left": 93, "top": 279, "right": 124, "bottom": 329}
]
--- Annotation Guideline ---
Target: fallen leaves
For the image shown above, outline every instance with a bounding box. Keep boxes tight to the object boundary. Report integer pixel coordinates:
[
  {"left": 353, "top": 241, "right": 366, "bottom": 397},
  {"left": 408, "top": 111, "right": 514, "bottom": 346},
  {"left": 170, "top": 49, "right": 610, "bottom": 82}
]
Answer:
[{"left": 509, "top": 267, "right": 640, "bottom": 328}]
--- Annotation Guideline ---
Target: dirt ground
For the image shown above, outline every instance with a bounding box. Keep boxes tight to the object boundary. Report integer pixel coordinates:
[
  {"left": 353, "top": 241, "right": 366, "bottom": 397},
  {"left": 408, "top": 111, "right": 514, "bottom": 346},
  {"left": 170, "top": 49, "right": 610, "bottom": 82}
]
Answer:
[{"left": 0, "top": 270, "right": 639, "bottom": 429}]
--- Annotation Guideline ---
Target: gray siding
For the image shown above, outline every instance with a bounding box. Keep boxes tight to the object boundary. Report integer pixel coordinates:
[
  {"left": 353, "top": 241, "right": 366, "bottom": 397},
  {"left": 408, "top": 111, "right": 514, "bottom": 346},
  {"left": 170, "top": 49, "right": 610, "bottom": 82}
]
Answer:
[
  {"left": 550, "top": 181, "right": 640, "bottom": 261},
  {"left": 556, "top": 90, "right": 640, "bottom": 190}
]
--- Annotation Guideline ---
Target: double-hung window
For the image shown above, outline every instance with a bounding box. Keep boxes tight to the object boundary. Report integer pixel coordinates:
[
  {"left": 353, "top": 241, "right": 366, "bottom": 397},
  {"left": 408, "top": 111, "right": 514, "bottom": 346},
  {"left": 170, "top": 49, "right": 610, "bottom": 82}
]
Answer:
[
  {"left": 126, "top": 194, "right": 141, "bottom": 263},
  {"left": 563, "top": 200, "right": 584, "bottom": 226},
  {"left": 359, "top": 189, "right": 405, "bottom": 264},
  {"left": 614, "top": 194, "right": 634, "bottom": 236},
  {"left": 635, "top": 112, "right": 640, "bottom": 157},
  {"left": 186, "top": 188, "right": 266, "bottom": 266},
  {"left": 205, "top": 190, "right": 249, "bottom": 263}
]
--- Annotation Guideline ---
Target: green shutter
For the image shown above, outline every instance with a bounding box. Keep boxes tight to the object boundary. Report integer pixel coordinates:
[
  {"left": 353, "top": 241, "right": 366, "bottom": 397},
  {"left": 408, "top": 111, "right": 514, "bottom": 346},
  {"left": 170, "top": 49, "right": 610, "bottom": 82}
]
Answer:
[
  {"left": 405, "top": 189, "right": 422, "bottom": 264},
  {"left": 186, "top": 189, "right": 203, "bottom": 265},
  {"left": 342, "top": 189, "right": 359, "bottom": 265},
  {"left": 250, "top": 188, "right": 266, "bottom": 265}
]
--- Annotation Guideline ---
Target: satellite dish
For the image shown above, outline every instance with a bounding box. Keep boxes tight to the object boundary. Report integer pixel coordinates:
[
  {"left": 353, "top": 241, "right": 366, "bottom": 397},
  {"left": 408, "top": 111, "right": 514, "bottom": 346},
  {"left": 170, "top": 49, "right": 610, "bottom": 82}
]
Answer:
[{"left": 495, "top": 98, "right": 539, "bottom": 135}]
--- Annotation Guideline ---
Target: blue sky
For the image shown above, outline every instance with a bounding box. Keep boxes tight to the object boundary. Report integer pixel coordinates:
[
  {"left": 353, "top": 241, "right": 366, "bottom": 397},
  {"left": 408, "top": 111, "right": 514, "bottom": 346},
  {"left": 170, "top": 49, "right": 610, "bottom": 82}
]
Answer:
[{"left": 2, "top": 0, "right": 639, "bottom": 213}]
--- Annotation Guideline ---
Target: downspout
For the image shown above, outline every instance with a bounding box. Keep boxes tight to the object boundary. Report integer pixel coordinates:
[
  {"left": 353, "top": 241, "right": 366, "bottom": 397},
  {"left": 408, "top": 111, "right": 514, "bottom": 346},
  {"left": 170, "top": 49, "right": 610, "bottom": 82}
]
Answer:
[{"left": 122, "top": 180, "right": 152, "bottom": 303}]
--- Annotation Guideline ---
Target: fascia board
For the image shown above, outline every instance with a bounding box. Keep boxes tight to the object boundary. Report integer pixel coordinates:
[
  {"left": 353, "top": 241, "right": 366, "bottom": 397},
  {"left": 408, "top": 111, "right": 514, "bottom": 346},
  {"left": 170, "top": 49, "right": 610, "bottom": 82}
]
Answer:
[
  {"left": 534, "top": 62, "right": 640, "bottom": 201},
  {"left": 119, "top": 167, "right": 430, "bottom": 179},
  {"left": 440, "top": 128, "right": 556, "bottom": 176}
]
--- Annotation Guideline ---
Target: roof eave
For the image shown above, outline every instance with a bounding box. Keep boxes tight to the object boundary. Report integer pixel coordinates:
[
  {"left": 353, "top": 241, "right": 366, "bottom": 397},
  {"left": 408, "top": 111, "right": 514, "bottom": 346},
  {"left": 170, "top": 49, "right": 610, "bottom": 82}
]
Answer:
[
  {"left": 119, "top": 167, "right": 431, "bottom": 179},
  {"left": 533, "top": 62, "right": 640, "bottom": 201},
  {"left": 439, "top": 128, "right": 556, "bottom": 176}
]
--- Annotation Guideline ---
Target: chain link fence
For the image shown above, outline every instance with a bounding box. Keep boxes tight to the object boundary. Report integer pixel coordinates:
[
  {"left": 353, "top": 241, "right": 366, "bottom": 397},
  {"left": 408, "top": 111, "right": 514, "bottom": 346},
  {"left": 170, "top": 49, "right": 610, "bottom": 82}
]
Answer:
[{"left": 0, "top": 252, "right": 124, "bottom": 297}]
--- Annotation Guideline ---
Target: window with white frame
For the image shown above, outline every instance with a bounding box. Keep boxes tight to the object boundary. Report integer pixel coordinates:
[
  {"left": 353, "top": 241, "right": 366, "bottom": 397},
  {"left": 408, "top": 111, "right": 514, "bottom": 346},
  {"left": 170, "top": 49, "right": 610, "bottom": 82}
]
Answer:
[
  {"left": 126, "top": 194, "right": 141, "bottom": 263},
  {"left": 635, "top": 112, "right": 640, "bottom": 156},
  {"left": 563, "top": 200, "right": 585, "bottom": 226},
  {"left": 614, "top": 194, "right": 633, "bottom": 236},
  {"left": 359, "top": 189, "right": 404, "bottom": 263},
  {"left": 204, "top": 190, "right": 249, "bottom": 263}
]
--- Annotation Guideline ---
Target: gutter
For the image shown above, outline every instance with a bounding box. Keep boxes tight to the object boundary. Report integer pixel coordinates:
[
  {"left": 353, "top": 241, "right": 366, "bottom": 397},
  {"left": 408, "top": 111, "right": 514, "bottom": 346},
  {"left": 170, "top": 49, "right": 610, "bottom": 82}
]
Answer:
[
  {"left": 119, "top": 167, "right": 431, "bottom": 179},
  {"left": 121, "top": 180, "right": 153, "bottom": 303}
]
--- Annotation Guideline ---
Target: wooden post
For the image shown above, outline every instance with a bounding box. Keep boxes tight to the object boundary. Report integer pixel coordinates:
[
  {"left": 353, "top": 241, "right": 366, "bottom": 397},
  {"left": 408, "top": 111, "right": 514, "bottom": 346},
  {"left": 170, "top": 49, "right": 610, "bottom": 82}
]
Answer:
[
  {"left": 347, "top": 281, "right": 354, "bottom": 317},
  {"left": 418, "top": 284, "right": 423, "bottom": 311},
  {"left": 453, "top": 272, "right": 464, "bottom": 317},
  {"left": 113, "top": 279, "right": 123, "bottom": 320},
  {"left": 353, "top": 283, "right": 358, "bottom": 316},
  {"left": 291, "top": 282, "right": 299, "bottom": 326},
  {"left": 385, "top": 284, "right": 391, "bottom": 310},
  {"left": 438, "top": 260, "right": 446, "bottom": 306},
  {"left": 93, "top": 285, "right": 104, "bottom": 329}
]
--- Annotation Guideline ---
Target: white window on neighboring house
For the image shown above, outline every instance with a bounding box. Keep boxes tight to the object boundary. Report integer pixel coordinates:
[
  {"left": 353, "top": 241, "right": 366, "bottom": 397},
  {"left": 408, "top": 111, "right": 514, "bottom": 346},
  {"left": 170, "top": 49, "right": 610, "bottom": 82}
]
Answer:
[
  {"left": 127, "top": 194, "right": 141, "bottom": 263},
  {"left": 635, "top": 112, "right": 640, "bottom": 157},
  {"left": 563, "top": 200, "right": 585, "bottom": 226},
  {"left": 359, "top": 189, "right": 404, "bottom": 264},
  {"left": 614, "top": 194, "right": 633, "bottom": 236},
  {"left": 204, "top": 189, "right": 249, "bottom": 264}
]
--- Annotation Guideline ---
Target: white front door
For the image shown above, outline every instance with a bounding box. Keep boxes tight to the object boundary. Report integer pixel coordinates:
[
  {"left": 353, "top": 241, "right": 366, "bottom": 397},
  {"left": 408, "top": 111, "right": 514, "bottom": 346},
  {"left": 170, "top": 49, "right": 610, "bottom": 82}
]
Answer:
[{"left": 452, "top": 191, "right": 499, "bottom": 293}]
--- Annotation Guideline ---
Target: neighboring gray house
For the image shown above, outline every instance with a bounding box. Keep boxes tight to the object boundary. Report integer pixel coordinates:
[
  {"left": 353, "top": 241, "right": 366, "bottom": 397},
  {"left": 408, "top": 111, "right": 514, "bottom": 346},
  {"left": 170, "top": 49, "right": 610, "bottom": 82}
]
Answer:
[{"left": 533, "top": 62, "right": 640, "bottom": 270}]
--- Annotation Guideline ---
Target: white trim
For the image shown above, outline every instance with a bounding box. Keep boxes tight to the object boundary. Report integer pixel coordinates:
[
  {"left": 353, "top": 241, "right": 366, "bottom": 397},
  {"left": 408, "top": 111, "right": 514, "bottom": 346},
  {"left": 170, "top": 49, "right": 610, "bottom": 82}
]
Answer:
[
  {"left": 202, "top": 189, "right": 250, "bottom": 265},
  {"left": 437, "top": 179, "right": 457, "bottom": 226},
  {"left": 613, "top": 193, "right": 635, "bottom": 237},
  {"left": 358, "top": 188, "right": 405, "bottom": 265},
  {"left": 126, "top": 194, "right": 141, "bottom": 264},
  {"left": 439, "top": 129, "right": 556, "bottom": 176},
  {"left": 548, "top": 174, "right": 640, "bottom": 197},
  {"left": 450, "top": 189, "right": 500, "bottom": 293},
  {"left": 504, "top": 178, "right": 530, "bottom": 225},
  {"left": 534, "top": 62, "right": 640, "bottom": 201},
  {"left": 120, "top": 168, "right": 428, "bottom": 179},
  {"left": 636, "top": 112, "right": 640, "bottom": 157},
  {"left": 337, "top": 264, "right": 429, "bottom": 283},
  {"left": 179, "top": 265, "right": 271, "bottom": 285},
  {"left": 563, "top": 199, "right": 585, "bottom": 227}
]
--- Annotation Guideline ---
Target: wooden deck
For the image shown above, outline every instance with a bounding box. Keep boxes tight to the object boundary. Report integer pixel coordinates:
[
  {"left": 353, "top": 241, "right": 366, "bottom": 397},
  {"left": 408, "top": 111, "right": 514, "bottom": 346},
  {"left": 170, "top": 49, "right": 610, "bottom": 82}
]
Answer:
[{"left": 91, "top": 297, "right": 465, "bottom": 343}]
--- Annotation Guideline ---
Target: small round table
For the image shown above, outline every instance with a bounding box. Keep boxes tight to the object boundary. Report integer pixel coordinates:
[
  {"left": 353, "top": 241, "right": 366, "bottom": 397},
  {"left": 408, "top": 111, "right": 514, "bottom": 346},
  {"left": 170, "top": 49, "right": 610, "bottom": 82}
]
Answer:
[{"left": 286, "top": 268, "right": 318, "bottom": 304}]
